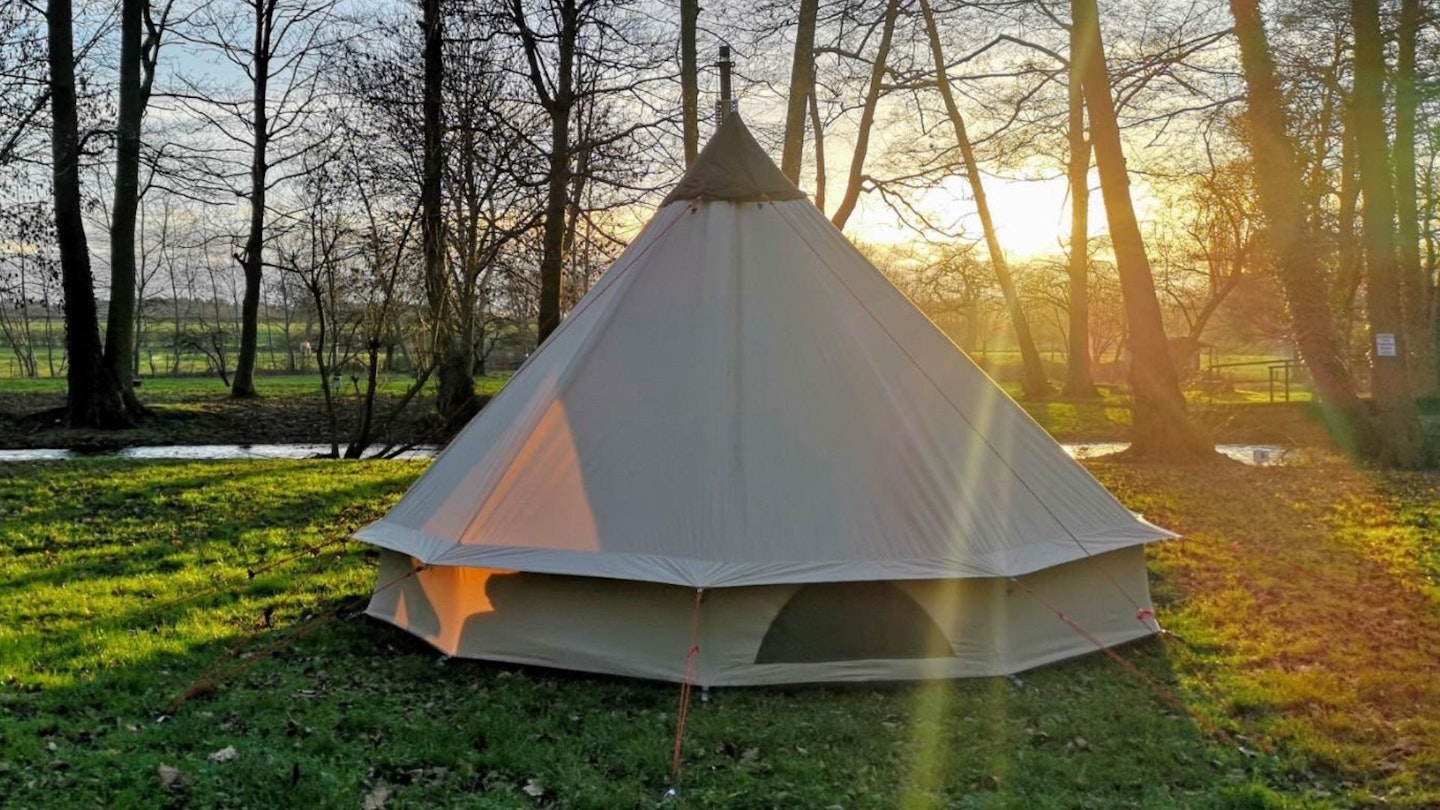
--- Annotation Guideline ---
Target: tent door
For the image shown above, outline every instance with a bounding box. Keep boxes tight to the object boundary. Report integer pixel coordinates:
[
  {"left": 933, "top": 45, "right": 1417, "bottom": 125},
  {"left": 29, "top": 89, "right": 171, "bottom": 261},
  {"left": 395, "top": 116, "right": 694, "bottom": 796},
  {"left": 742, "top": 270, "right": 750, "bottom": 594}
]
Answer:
[{"left": 754, "top": 582, "right": 955, "bottom": 664}]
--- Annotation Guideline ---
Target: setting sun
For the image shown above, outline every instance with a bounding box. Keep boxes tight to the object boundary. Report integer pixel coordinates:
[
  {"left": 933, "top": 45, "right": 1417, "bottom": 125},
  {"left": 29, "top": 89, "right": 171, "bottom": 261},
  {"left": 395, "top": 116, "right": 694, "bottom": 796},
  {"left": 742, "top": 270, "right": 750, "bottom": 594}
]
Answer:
[{"left": 844, "top": 173, "right": 1078, "bottom": 262}]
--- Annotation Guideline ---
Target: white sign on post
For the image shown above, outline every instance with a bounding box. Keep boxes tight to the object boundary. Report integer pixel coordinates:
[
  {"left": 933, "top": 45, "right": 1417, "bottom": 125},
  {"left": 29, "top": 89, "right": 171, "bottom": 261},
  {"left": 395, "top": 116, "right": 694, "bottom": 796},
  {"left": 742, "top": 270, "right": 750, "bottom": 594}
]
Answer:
[{"left": 1376, "top": 333, "right": 1397, "bottom": 358}]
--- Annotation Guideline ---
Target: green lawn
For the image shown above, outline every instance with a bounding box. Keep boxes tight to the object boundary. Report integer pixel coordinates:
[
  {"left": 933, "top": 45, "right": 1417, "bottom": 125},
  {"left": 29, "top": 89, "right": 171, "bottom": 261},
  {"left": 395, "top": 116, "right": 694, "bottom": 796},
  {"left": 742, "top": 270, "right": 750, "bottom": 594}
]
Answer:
[
  {"left": 0, "top": 372, "right": 512, "bottom": 402},
  {"left": 4, "top": 458, "right": 1439, "bottom": 807}
]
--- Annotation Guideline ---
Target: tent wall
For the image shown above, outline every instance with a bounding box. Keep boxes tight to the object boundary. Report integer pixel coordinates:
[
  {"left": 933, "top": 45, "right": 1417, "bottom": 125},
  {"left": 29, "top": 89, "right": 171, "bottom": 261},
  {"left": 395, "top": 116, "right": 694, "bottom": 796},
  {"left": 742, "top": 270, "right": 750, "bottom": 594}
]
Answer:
[
  {"left": 367, "top": 546, "right": 1155, "bottom": 686},
  {"left": 356, "top": 199, "right": 1174, "bottom": 588}
]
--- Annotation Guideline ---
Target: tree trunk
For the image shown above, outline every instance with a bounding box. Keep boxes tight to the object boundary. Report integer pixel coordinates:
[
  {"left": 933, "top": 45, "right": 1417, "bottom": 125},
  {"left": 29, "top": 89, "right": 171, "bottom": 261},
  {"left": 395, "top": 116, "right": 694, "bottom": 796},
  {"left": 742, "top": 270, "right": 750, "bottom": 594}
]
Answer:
[
  {"left": 535, "top": 0, "right": 575, "bottom": 344},
  {"left": 1063, "top": 16, "right": 1098, "bottom": 398},
  {"left": 104, "top": 0, "right": 149, "bottom": 417},
  {"left": 1227, "top": 0, "right": 1380, "bottom": 459},
  {"left": 1073, "top": 0, "right": 1209, "bottom": 457},
  {"left": 919, "top": 0, "right": 1050, "bottom": 399},
  {"left": 231, "top": 0, "right": 271, "bottom": 398},
  {"left": 1352, "top": 0, "right": 1426, "bottom": 466},
  {"left": 780, "top": 0, "right": 818, "bottom": 183},
  {"left": 1334, "top": 118, "right": 1362, "bottom": 346},
  {"left": 1428, "top": 161, "right": 1440, "bottom": 392},
  {"left": 345, "top": 340, "right": 382, "bottom": 458},
  {"left": 808, "top": 77, "right": 826, "bottom": 214},
  {"left": 830, "top": 0, "right": 898, "bottom": 231},
  {"left": 422, "top": 0, "right": 473, "bottom": 424},
  {"left": 1395, "top": 0, "right": 1432, "bottom": 395},
  {"left": 680, "top": 0, "right": 698, "bottom": 166},
  {"left": 306, "top": 283, "right": 340, "bottom": 458},
  {"left": 48, "top": 0, "right": 128, "bottom": 428}
]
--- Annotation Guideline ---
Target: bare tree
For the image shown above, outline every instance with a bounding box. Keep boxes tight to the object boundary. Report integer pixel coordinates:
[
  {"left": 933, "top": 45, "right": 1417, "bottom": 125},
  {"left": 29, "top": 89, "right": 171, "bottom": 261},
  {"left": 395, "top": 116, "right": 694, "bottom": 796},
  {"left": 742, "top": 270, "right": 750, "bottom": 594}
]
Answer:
[
  {"left": 419, "top": 0, "right": 461, "bottom": 419},
  {"left": 2, "top": 6, "right": 60, "bottom": 382},
  {"left": 104, "top": 0, "right": 171, "bottom": 416},
  {"left": 498, "top": 0, "right": 671, "bottom": 344},
  {"left": 1073, "top": 0, "right": 1210, "bottom": 458},
  {"left": 439, "top": 14, "right": 544, "bottom": 420},
  {"left": 680, "top": 0, "right": 699, "bottom": 165},
  {"left": 1226, "top": 0, "right": 1380, "bottom": 457},
  {"left": 0, "top": 205, "right": 52, "bottom": 378},
  {"left": 0, "top": 3, "right": 50, "bottom": 169},
  {"left": 1352, "top": 0, "right": 1426, "bottom": 466},
  {"left": 808, "top": 70, "right": 826, "bottom": 213},
  {"left": 510, "top": 0, "right": 576, "bottom": 345},
  {"left": 918, "top": 0, "right": 1050, "bottom": 399},
  {"left": 1394, "top": 0, "right": 1431, "bottom": 395},
  {"left": 47, "top": 0, "right": 129, "bottom": 427},
  {"left": 1063, "top": 9, "right": 1097, "bottom": 397},
  {"left": 171, "top": 0, "right": 340, "bottom": 398},
  {"left": 780, "top": 0, "right": 819, "bottom": 183},
  {"left": 1155, "top": 157, "right": 1260, "bottom": 349},
  {"left": 829, "top": 0, "right": 899, "bottom": 231},
  {"left": 270, "top": 136, "right": 420, "bottom": 458}
]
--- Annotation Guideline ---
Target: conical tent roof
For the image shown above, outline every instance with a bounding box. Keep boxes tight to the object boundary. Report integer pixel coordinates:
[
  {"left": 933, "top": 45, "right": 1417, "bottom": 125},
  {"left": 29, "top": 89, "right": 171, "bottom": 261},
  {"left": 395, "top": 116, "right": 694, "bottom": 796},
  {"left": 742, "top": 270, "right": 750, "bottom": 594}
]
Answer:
[
  {"left": 661, "top": 113, "right": 807, "bottom": 204},
  {"left": 355, "top": 115, "right": 1173, "bottom": 588}
]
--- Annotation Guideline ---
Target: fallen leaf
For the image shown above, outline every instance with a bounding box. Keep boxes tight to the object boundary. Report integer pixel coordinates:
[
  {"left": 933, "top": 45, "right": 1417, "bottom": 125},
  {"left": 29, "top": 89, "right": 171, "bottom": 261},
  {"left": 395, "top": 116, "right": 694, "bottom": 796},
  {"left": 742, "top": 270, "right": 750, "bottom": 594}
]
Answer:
[
  {"left": 158, "top": 764, "right": 185, "bottom": 790},
  {"left": 361, "top": 782, "right": 392, "bottom": 810},
  {"left": 209, "top": 745, "right": 238, "bottom": 763},
  {"left": 522, "top": 777, "right": 545, "bottom": 797}
]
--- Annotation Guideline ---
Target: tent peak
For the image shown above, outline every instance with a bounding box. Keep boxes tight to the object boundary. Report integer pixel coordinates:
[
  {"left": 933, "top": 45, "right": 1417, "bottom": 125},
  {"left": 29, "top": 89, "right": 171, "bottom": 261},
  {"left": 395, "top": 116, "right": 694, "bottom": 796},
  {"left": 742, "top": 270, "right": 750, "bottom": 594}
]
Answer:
[{"left": 662, "top": 114, "right": 807, "bottom": 205}]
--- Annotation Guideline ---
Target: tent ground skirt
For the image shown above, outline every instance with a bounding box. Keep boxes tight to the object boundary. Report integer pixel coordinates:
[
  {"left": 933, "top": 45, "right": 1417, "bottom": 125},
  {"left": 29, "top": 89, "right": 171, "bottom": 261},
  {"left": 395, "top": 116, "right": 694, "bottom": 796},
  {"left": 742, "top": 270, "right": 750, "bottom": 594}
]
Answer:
[{"left": 366, "top": 546, "right": 1156, "bottom": 686}]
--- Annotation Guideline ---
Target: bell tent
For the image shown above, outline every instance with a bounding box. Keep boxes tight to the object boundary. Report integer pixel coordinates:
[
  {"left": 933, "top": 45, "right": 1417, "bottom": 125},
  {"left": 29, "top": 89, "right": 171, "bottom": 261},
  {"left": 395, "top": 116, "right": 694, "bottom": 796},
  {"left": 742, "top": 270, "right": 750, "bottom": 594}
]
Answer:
[{"left": 354, "top": 114, "right": 1175, "bottom": 686}]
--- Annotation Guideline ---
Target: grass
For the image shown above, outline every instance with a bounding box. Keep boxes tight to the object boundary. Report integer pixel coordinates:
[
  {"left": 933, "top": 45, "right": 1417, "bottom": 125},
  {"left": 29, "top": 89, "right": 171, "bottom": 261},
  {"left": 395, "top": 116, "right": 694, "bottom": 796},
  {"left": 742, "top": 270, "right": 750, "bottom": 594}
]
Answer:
[
  {"left": 1016, "top": 389, "right": 1134, "bottom": 441},
  {"left": 3, "top": 458, "right": 1439, "bottom": 807},
  {"left": 0, "top": 319, "right": 386, "bottom": 379},
  {"left": 0, "top": 372, "right": 513, "bottom": 402},
  {"left": 0, "top": 373, "right": 518, "bottom": 451},
  {"left": 1098, "top": 460, "right": 1440, "bottom": 807}
]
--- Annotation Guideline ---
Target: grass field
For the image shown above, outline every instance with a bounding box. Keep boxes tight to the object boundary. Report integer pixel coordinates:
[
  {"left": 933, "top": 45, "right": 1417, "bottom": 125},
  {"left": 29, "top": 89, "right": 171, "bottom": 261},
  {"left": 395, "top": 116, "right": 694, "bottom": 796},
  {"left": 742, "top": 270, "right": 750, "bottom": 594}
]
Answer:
[
  {"left": 2, "top": 457, "right": 1438, "bottom": 808},
  {"left": 0, "top": 373, "right": 520, "bottom": 452},
  {"left": 0, "top": 373, "right": 512, "bottom": 401},
  {"left": 0, "top": 320, "right": 328, "bottom": 380}
]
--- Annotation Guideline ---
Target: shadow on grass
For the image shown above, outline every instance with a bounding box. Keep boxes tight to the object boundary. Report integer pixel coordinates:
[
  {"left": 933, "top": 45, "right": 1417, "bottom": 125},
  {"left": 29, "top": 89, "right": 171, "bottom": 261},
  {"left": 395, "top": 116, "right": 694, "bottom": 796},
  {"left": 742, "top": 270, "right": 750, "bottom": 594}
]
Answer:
[
  {"left": 0, "top": 458, "right": 1331, "bottom": 809},
  {"left": 8, "top": 612, "right": 1299, "bottom": 798},
  {"left": 4, "top": 597, "right": 1301, "bottom": 810},
  {"left": 0, "top": 463, "right": 417, "bottom": 595}
]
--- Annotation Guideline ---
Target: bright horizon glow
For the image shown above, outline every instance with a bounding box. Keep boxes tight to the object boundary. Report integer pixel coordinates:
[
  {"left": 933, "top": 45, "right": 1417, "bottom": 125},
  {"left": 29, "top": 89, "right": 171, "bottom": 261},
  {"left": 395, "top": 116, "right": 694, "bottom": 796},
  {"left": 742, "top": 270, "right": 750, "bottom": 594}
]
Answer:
[
  {"left": 843, "top": 172, "right": 1082, "bottom": 262},
  {"left": 837, "top": 168, "right": 1166, "bottom": 266}
]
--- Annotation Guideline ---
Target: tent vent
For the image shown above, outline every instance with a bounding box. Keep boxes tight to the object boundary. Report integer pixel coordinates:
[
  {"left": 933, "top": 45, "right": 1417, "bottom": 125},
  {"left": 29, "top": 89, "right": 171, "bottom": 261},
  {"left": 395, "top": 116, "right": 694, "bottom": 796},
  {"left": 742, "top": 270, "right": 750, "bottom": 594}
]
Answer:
[{"left": 755, "top": 582, "right": 955, "bottom": 664}]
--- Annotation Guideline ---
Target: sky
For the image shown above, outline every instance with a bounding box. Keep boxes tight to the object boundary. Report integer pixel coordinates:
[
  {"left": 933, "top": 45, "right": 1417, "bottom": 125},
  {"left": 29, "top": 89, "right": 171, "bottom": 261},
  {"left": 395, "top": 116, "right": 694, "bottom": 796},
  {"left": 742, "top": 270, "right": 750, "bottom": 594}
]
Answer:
[
  {"left": 32, "top": 0, "right": 1175, "bottom": 280},
  {"left": 847, "top": 173, "right": 1079, "bottom": 261}
]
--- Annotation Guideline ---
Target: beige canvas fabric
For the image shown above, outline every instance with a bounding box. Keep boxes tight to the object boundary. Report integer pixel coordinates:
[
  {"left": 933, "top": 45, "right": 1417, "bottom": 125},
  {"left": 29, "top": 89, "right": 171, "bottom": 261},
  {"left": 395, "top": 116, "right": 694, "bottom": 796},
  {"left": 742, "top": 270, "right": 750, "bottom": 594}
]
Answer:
[
  {"left": 367, "top": 547, "right": 1156, "bottom": 685},
  {"left": 355, "top": 199, "right": 1172, "bottom": 587},
  {"left": 356, "top": 115, "right": 1174, "bottom": 683}
]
